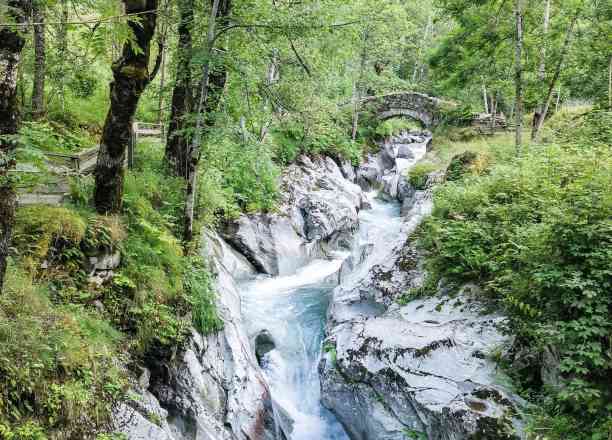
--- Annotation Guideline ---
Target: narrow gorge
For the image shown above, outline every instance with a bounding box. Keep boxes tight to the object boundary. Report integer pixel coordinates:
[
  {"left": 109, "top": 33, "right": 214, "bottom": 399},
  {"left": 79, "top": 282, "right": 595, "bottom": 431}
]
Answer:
[{"left": 118, "top": 131, "right": 523, "bottom": 440}]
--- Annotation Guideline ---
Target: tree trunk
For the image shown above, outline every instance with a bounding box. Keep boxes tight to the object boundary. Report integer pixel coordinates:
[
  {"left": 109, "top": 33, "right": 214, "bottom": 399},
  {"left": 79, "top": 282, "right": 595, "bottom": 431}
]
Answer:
[
  {"left": 57, "top": 0, "right": 69, "bottom": 111},
  {"left": 157, "top": 45, "right": 166, "bottom": 125},
  {"left": 608, "top": 56, "right": 612, "bottom": 111},
  {"left": 259, "top": 48, "right": 280, "bottom": 142},
  {"left": 514, "top": 0, "right": 524, "bottom": 155},
  {"left": 0, "top": 1, "right": 28, "bottom": 293},
  {"left": 532, "top": 0, "right": 551, "bottom": 131},
  {"left": 483, "top": 84, "right": 489, "bottom": 113},
  {"left": 94, "top": 0, "right": 158, "bottom": 214},
  {"left": 489, "top": 92, "right": 497, "bottom": 131},
  {"left": 184, "top": 0, "right": 230, "bottom": 242},
  {"left": 165, "top": 0, "right": 194, "bottom": 178},
  {"left": 351, "top": 30, "right": 368, "bottom": 141},
  {"left": 31, "top": 0, "right": 46, "bottom": 119},
  {"left": 532, "top": 11, "right": 580, "bottom": 141}
]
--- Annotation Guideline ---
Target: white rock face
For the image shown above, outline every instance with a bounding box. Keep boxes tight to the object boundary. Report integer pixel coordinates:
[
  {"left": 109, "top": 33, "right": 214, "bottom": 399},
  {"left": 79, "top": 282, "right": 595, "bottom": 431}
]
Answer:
[
  {"left": 320, "top": 204, "right": 524, "bottom": 439},
  {"left": 221, "top": 155, "right": 364, "bottom": 276},
  {"left": 118, "top": 132, "right": 522, "bottom": 440}
]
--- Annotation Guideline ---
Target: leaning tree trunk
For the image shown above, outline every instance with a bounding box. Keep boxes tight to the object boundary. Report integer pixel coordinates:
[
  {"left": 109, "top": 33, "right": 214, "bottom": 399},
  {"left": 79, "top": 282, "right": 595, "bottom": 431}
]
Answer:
[
  {"left": 532, "top": 10, "right": 580, "bottom": 141},
  {"left": 165, "top": 0, "right": 194, "bottom": 178},
  {"left": 351, "top": 29, "right": 368, "bottom": 142},
  {"left": 514, "top": 0, "right": 524, "bottom": 155},
  {"left": 184, "top": 0, "right": 231, "bottom": 243},
  {"left": 532, "top": 0, "right": 551, "bottom": 133},
  {"left": 31, "top": 0, "right": 46, "bottom": 119},
  {"left": 0, "top": 1, "right": 29, "bottom": 293},
  {"left": 94, "top": 0, "right": 159, "bottom": 214},
  {"left": 57, "top": 0, "right": 69, "bottom": 110}
]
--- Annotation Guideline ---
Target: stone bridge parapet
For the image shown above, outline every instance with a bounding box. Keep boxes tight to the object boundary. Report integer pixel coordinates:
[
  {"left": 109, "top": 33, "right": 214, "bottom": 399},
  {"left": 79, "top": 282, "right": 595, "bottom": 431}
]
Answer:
[{"left": 362, "top": 92, "right": 454, "bottom": 127}]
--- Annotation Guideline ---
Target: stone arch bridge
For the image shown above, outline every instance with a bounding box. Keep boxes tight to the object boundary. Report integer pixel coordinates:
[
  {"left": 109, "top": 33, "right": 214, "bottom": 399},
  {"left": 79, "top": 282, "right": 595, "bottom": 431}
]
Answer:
[{"left": 361, "top": 92, "right": 455, "bottom": 127}]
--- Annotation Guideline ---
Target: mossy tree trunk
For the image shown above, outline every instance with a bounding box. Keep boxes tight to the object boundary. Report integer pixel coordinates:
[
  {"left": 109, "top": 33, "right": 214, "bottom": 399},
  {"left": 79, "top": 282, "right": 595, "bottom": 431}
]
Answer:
[
  {"left": 165, "top": 0, "right": 194, "bottom": 178},
  {"left": 0, "top": 0, "right": 29, "bottom": 293},
  {"left": 94, "top": 0, "right": 160, "bottom": 214}
]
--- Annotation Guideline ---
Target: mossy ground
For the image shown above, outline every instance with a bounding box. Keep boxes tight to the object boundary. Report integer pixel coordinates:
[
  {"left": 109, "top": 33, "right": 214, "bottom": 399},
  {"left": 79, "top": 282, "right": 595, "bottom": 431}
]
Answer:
[{"left": 1, "top": 142, "right": 221, "bottom": 439}]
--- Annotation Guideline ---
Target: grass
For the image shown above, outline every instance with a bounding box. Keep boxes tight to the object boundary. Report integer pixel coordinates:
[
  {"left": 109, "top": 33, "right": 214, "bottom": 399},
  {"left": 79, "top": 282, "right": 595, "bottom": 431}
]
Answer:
[{"left": 1, "top": 141, "right": 222, "bottom": 438}]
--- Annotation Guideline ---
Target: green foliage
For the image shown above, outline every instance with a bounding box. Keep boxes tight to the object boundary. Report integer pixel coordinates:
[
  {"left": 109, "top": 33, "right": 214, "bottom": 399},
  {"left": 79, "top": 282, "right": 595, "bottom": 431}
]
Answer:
[
  {"left": 542, "top": 109, "right": 612, "bottom": 148},
  {"left": 222, "top": 141, "right": 279, "bottom": 213},
  {"left": 407, "top": 162, "right": 437, "bottom": 190},
  {"left": 0, "top": 266, "right": 126, "bottom": 438},
  {"left": 273, "top": 116, "right": 362, "bottom": 165},
  {"left": 184, "top": 257, "right": 223, "bottom": 335},
  {"left": 445, "top": 150, "right": 477, "bottom": 181},
  {"left": 419, "top": 124, "right": 612, "bottom": 437},
  {"left": 403, "top": 428, "right": 427, "bottom": 440},
  {"left": 16, "top": 121, "right": 93, "bottom": 154},
  {"left": 375, "top": 118, "right": 422, "bottom": 138},
  {"left": 323, "top": 341, "right": 337, "bottom": 366},
  {"left": 202, "top": 133, "right": 280, "bottom": 214},
  {"left": 68, "top": 69, "right": 100, "bottom": 99},
  {"left": 13, "top": 205, "right": 88, "bottom": 277},
  {"left": 4, "top": 141, "right": 223, "bottom": 436}
]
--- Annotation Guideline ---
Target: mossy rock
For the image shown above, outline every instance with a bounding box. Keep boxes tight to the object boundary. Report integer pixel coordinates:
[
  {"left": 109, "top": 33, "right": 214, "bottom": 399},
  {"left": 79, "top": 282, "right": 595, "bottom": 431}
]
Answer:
[
  {"left": 407, "top": 162, "right": 438, "bottom": 190},
  {"left": 445, "top": 151, "right": 478, "bottom": 182}
]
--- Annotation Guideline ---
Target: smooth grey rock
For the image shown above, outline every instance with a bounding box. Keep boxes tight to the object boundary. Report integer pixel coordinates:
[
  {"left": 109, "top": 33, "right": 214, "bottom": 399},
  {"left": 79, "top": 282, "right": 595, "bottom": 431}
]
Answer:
[
  {"left": 380, "top": 141, "right": 398, "bottom": 170},
  {"left": 339, "top": 159, "right": 356, "bottom": 182},
  {"left": 397, "top": 144, "right": 415, "bottom": 159},
  {"left": 88, "top": 251, "right": 121, "bottom": 272},
  {"left": 114, "top": 390, "right": 176, "bottom": 440},
  {"left": 255, "top": 329, "right": 276, "bottom": 364},
  {"left": 321, "top": 220, "right": 523, "bottom": 439},
  {"left": 221, "top": 155, "right": 363, "bottom": 276},
  {"left": 356, "top": 155, "right": 383, "bottom": 190}
]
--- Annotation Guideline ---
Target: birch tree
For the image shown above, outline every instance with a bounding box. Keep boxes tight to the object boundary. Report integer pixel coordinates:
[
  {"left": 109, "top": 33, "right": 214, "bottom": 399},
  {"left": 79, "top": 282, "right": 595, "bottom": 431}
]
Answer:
[{"left": 0, "top": 0, "right": 29, "bottom": 292}]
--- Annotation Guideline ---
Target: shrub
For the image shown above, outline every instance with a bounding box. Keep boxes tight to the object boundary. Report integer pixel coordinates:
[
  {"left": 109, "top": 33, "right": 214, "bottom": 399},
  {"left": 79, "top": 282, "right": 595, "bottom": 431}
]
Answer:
[
  {"left": 14, "top": 206, "right": 88, "bottom": 277},
  {"left": 184, "top": 257, "right": 223, "bottom": 335},
  {"left": 407, "top": 162, "right": 438, "bottom": 190},
  {"left": 375, "top": 118, "right": 422, "bottom": 138},
  {"left": 0, "top": 266, "right": 126, "bottom": 438},
  {"left": 273, "top": 116, "right": 362, "bottom": 165},
  {"left": 419, "top": 142, "right": 612, "bottom": 438},
  {"left": 444, "top": 150, "right": 492, "bottom": 181},
  {"left": 15, "top": 121, "right": 92, "bottom": 153}
]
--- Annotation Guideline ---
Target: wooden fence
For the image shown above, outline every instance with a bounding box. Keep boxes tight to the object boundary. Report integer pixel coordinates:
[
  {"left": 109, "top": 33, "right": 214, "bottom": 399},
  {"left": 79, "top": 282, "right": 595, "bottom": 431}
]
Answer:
[
  {"left": 17, "top": 122, "right": 164, "bottom": 206},
  {"left": 128, "top": 122, "right": 164, "bottom": 168}
]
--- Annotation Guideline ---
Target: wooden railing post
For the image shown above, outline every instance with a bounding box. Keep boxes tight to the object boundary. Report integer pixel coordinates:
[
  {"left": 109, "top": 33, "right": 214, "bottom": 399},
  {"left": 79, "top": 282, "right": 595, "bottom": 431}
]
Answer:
[{"left": 128, "top": 122, "right": 137, "bottom": 169}]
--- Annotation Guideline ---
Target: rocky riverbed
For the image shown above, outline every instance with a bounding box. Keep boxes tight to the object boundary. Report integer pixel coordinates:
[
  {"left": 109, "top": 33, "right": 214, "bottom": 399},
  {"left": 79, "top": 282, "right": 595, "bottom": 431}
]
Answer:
[{"left": 116, "top": 131, "right": 524, "bottom": 440}]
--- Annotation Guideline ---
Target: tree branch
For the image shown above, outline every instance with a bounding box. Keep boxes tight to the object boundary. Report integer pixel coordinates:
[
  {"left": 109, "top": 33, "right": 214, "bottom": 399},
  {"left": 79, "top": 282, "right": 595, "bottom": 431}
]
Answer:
[
  {"left": 287, "top": 35, "right": 311, "bottom": 77},
  {"left": 149, "top": 40, "right": 164, "bottom": 81}
]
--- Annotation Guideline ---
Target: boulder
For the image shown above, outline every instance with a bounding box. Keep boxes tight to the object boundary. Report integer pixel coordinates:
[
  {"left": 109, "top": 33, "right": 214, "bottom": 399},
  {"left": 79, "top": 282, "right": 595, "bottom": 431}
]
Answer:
[
  {"left": 445, "top": 151, "right": 478, "bottom": 181},
  {"left": 221, "top": 155, "right": 363, "bottom": 276},
  {"left": 255, "top": 330, "right": 276, "bottom": 364},
  {"left": 320, "top": 212, "right": 523, "bottom": 440}
]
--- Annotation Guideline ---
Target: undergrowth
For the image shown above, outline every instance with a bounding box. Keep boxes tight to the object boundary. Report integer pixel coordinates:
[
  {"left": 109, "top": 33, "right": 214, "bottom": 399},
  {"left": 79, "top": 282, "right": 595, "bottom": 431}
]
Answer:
[
  {"left": 417, "top": 110, "right": 612, "bottom": 439},
  {"left": 1, "top": 141, "right": 222, "bottom": 438}
]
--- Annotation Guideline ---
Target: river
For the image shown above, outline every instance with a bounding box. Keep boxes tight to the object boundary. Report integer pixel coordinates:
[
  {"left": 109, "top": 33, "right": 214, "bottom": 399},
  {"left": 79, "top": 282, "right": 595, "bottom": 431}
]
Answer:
[{"left": 240, "top": 194, "right": 406, "bottom": 440}]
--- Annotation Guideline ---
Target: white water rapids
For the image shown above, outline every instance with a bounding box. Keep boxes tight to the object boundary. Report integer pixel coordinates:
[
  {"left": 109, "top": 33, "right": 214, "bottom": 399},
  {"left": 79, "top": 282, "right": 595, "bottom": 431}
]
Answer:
[
  {"left": 239, "top": 137, "right": 430, "bottom": 440},
  {"left": 239, "top": 197, "right": 404, "bottom": 439}
]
